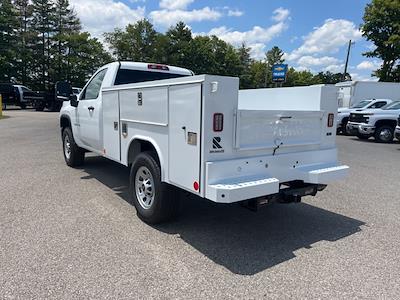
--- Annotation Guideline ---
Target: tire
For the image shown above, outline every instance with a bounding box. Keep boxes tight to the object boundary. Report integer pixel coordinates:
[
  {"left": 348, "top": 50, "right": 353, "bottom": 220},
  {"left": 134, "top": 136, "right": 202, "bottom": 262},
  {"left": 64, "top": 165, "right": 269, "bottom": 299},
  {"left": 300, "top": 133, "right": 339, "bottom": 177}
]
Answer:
[
  {"left": 62, "top": 127, "right": 85, "bottom": 167},
  {"left": 341, "top": 118, "right": 350, "bottom": 135},
  {"left": 374, "top": 125, "right": 394, "bottom": 143},
  {"left": 20, "top": 103, "right": 26, "bottom": 109},
  {"left": 356, "top": 133, "right": 371, "bottom": 140},
  {"left": 129, "top": 152, "right": 180, "bottom": 224},
  {"left": 35, "top": 104, "right": 45, "bottom": 111}
]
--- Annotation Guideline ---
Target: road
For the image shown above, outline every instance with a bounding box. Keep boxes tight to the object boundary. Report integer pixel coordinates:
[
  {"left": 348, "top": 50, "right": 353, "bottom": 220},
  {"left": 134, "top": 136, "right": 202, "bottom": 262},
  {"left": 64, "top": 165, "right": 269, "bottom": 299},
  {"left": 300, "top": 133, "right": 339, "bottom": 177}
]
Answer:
[{"left": 1, "top": 110, "right": 399, "bottom": 299}]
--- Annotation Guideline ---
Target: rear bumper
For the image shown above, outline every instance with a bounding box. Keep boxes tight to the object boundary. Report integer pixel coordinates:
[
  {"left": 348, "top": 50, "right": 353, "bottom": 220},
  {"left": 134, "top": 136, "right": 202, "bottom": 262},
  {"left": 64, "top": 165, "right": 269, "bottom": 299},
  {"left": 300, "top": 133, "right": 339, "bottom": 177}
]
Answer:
[
  {"left": 205, "top": 148, "right": 349, "bottom": 203},
  {"left": 395, "top": 126, "right": 400, "bottom": 140}
]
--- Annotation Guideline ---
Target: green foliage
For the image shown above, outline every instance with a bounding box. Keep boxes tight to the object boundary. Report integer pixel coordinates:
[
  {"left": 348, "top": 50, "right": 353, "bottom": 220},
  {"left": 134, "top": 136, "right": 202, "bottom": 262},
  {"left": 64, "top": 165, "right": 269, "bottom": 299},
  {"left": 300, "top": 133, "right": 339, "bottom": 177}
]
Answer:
[
  {"left": 0, "top": 0, "right": 19, "bottom": 82},
  {"left": 0, "top": 0, "right": 111, "bottom": 91},
  {"left": 361, "top": 0, "right": 400, "bottom": 82}
]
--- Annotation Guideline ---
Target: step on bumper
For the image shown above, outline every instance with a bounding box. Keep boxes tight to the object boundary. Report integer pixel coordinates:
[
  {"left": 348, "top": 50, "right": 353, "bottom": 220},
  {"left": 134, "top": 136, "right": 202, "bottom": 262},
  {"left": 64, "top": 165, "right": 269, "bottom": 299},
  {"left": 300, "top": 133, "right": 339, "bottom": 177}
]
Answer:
[{"left": 205, "top": 164, "right": 349, "bottom": 203}]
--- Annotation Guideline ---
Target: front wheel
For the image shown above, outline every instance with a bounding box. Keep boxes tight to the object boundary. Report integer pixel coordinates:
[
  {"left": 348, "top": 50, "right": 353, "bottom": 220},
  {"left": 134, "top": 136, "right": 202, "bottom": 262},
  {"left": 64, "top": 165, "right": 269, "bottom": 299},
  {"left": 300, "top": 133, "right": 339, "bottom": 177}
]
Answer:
[
  {"left": 62, "top": 127, "right": 85, "bottom": 167},
  {"left": 374, "top": 126, "right": 394, "bottom": 143},
  {"left": 129, "top": 152, "right": 180, "bottom": 224}
]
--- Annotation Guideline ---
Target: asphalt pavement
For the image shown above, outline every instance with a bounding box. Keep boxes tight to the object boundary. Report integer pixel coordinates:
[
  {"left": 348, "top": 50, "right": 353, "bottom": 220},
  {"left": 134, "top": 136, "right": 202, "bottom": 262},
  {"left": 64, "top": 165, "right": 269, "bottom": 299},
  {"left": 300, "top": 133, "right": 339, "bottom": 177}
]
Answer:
[{"left": 1, "top": 109, "right": 400, "bottom": 299}]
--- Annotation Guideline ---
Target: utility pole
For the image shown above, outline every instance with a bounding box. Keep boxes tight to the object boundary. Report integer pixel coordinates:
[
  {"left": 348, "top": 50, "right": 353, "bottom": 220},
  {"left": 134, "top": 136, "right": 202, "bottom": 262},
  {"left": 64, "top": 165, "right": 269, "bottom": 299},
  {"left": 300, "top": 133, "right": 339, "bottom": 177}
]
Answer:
[{"left": 342, "top": 40, "right": 354, "bottom": 81}]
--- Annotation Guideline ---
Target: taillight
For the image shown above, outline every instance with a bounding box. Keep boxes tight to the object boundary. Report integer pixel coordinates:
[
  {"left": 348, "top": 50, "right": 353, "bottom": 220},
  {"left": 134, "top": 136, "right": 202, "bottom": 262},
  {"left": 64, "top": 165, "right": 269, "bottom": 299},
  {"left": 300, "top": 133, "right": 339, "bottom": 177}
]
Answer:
[
  {"left": 213, "top": 113, "right": 224, "bottom": 132},
  {"left": 148, "top": 64, "right": 169, "bottom": 71},
  {"left": 327, "top": 113, "right": 334, "bottom": 127}
]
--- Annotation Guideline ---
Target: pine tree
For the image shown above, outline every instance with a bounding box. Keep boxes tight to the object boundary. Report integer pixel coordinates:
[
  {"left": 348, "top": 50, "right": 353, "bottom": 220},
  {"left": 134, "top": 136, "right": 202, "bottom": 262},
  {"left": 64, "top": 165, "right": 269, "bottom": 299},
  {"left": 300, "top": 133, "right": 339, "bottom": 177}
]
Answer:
[
  {"left": 0, "top": 0, "right": 19, "bottom": 82},
  {"left": 53, "top": 0, "right": 81, "bottom": 82},
  {"left": 13, "top": 0, "right": 34, "bottom": 85},
  {"left": 31, "top": 0, "right": 55, "bottom": 90}
]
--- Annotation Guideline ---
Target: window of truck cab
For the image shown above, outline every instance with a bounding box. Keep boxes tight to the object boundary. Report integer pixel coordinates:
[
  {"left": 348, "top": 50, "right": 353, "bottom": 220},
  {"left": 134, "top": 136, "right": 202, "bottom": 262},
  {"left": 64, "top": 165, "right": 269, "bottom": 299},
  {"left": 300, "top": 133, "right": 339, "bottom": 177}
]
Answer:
[
  {"left": 114, "top": 68, "right": 188, "bottom": 85},
  {"left": 80, "top": 68, "right": 108, "bottom": 100}
]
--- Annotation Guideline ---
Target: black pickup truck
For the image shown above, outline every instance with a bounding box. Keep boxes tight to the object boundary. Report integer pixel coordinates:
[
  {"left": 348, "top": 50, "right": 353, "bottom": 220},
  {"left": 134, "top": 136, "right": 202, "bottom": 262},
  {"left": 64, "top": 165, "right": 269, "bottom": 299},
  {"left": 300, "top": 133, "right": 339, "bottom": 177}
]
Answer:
[
  {"left": 0, "top": 83, "right": 31, "bottom": 109},
  {"left": 28, "top": 81, "right": 72, "bottom": 112}
]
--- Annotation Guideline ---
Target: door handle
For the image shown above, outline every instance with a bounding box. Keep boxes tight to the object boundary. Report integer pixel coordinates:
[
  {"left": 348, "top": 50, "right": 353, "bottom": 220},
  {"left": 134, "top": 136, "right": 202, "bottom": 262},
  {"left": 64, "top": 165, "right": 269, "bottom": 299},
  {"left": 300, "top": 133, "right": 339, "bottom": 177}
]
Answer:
[{"left": 88, "top": 106, "right": 94, "bottom": 111}]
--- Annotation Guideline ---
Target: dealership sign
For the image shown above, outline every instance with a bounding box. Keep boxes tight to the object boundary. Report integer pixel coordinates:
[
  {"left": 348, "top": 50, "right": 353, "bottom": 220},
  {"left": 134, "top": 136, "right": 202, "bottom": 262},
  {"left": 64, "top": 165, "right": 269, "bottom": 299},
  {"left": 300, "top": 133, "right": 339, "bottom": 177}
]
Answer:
[{"left": 272, "top": 64, "right": 288, "bottom": 83}]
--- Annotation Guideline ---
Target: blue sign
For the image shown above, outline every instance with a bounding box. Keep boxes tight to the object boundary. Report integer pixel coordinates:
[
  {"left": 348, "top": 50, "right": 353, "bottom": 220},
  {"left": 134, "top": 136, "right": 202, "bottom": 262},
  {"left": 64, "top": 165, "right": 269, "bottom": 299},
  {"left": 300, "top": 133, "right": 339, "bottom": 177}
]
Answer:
[{"left": 272, "top": 64, "right": 288, "bottom": 83}]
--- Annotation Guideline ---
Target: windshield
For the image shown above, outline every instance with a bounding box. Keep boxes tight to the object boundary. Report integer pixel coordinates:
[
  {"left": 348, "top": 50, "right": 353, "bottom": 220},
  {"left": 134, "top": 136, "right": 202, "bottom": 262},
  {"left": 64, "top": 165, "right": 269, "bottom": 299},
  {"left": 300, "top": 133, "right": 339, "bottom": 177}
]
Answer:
[
  {"left": 351, "top": 100, "right": 372, "bottom": 108},
  {"left": 382, "top": 101, "right": 400, "bottom": 110}
]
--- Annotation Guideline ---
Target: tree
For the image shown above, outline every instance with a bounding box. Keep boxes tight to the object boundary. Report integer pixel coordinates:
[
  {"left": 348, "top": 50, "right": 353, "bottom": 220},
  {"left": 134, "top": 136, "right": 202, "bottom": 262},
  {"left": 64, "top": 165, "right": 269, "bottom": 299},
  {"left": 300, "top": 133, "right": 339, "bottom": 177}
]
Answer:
[
  {"left": 105, "top": 19, "right": 158, "bottom": 62},
  {"left": 264, "top": 46, "right": 285, "bottom": 86},
  {"left": 361, "top": 0, "right": 400, "bottom": 82},
  {"left": 53, "top": 0, "right": 81, "bottom": 82},
  {"left": 164, "top": 21, "right": 192, "bottom": 66},
  {"left": 0, "top": 0, "right": 19, "bottom": 82},
  {"left": 313, "top": 71, "right": 343, "bottom": 84},
  {"left": 65, "top": 32, "right": 112, "bottom": 87},
  {"left": 30, "top": 0, "right": 56, "bottom": 90},
  {"left": 237, "top": 43, "right": 253, "bottom": 88},
  {"left": 13, "top": 0, "right": 34, "bottom": 85}
]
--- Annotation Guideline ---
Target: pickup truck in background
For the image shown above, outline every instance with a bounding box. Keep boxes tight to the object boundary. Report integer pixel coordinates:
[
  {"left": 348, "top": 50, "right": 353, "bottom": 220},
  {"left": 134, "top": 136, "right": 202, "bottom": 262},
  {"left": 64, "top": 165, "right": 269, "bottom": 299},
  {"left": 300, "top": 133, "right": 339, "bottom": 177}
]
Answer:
[
  {"left": 347, "top": 101, "right": 400, "bottom": 143},
  {"left": 337, "top": 99, "right": 392, "bottom": 135},
  {"left": 59, "top": 61, "right": 348, "bottom": 224},
  {"left": 0, "top": 83, "right": 32, "bottom": 109}
]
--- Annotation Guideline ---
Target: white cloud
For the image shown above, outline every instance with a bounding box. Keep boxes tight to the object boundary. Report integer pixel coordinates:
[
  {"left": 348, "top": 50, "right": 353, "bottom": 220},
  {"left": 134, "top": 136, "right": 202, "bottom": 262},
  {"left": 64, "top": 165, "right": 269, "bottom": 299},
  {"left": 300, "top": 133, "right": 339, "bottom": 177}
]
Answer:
[
  {"left": 70, "top": 0, "right": 145, "bottom": 38},
  {"left": 297, "top": 56, "right": 340, "bottom": 67},
  {"left": 323, "top": 64, "right": 345, "bottom": 73},
  {"left": 350, "top": 73, "right": 378, "bottom": 81},
  {"left": 248, "top": 43, "right": 266, "bottom": 60},
  {"left": 228, "top": 9, "right": 244, "bottom": 17},
  {"left": 149, "top": 7, "right": 222, "bottom": 27},
  {"left": 285, "top": 19, "right": 362, "bottom": 61},
  {"left": 204, "top": 22, "right": 288, "bottom": 47},
  {"left": 159, "top": 0, "right": 193, "bottom": 10},
  {"left": 272, "top": 7, "right": 290, "bottom": 22},
  {"left": 356, "top": 60, "right": 381, "bottom": 70}
]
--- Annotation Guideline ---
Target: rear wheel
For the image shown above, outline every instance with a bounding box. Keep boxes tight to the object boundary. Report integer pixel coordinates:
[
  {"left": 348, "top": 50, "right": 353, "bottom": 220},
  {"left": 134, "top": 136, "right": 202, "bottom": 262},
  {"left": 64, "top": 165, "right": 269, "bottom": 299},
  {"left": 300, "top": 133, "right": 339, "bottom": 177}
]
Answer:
[
  {"left": 62, "top": 127, "right": 85, "bottom": 167},
  {"left": 374, "top": 126, "right": 394, "bottom": 143},
  {"left": 129, "top": 152, "right": 180, "bottom": 224}
]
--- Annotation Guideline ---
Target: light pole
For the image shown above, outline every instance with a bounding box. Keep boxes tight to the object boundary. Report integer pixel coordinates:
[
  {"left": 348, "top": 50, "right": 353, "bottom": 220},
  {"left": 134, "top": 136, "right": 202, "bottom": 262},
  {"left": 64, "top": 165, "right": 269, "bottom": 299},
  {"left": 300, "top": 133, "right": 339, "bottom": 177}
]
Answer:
[{"left": 342, "top": 40, "right": 355, "bottom": 81}]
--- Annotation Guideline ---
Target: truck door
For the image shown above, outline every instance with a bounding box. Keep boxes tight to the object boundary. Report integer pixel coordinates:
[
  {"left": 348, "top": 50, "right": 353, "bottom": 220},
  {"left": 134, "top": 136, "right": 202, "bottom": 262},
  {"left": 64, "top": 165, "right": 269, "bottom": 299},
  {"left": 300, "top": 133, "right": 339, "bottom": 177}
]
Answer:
[
  {"left": 77, "top": 68, "right": 107, "bottom": 151},
  {"left": 168, "top": 84, "right": 202, "bottom": 193}
]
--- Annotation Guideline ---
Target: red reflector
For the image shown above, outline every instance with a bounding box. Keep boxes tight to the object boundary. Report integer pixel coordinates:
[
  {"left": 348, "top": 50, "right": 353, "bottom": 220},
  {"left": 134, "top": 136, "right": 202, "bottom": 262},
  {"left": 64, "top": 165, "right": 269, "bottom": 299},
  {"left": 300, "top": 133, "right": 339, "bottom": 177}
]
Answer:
[
  {"left": 148, "top": 64, "right": 169, "bottom": 71},
  {"left": 328, "top": 113, "right": 334, "bottom": 127},
  {"left": 193, "top": 181, "right": 199, "bottom": 191},
  {"left": 213, "top": 113, "right": 224, "bottom": 132}
]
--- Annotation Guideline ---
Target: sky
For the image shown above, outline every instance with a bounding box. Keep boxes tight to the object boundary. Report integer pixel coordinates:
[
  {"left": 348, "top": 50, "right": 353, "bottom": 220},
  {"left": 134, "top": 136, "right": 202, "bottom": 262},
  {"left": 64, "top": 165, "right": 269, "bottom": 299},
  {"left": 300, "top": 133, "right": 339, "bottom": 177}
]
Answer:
[{"left": 69, "top": 0, "right": 379, "bottom": 81}]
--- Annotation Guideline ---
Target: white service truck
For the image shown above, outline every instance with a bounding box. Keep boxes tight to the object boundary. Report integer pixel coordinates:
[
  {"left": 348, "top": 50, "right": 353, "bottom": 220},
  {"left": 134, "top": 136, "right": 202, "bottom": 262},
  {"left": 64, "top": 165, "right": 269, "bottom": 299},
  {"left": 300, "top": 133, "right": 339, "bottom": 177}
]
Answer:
[
  {"left": 60, "top": 62, "right": 349, "bottom": 224},
  {"left": 336, "top": 81, "right": 400, "bottom": 108}
]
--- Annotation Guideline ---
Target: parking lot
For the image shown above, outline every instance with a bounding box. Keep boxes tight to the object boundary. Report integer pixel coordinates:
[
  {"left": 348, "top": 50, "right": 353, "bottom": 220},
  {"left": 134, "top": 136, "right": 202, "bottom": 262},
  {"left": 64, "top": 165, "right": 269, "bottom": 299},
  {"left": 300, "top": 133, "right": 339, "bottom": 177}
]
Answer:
[{"left": 1, "top": 109, "right": 399, "bottom": 299}]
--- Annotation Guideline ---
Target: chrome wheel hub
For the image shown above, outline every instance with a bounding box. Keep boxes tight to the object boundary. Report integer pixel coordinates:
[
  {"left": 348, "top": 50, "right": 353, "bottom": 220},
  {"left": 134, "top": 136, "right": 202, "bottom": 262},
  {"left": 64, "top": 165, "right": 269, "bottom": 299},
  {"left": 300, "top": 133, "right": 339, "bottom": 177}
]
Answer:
[
  {"left": 379, "top": 129, "right": 392, "bottom": 142},
  {"left": 64, "top": 135, "right": 71, "bottom": 159},
  {"left": 135, "top": 166, "right": 155, "bottom": 209}
]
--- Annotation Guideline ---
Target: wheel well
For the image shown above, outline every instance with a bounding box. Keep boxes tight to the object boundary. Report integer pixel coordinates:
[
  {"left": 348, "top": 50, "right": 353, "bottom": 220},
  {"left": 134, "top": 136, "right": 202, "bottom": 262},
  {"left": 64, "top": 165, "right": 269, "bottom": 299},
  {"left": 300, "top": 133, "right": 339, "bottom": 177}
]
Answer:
[
  {"left": 60, "top": 116, "right": 71, "bottom": 130},
  {"left": 128, "top": 139, "right": 160, "bottom": 166},
  {"left": 375, "top": 119, "right": 397, "bottom": 129}
]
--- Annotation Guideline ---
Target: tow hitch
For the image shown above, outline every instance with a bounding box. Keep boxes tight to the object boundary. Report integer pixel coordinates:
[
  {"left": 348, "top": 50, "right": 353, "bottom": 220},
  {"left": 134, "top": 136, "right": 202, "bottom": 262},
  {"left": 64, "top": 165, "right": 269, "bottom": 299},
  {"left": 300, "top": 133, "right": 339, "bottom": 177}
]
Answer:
[{"left": 241, "top": 183, "right": 326, "bottom": 212}]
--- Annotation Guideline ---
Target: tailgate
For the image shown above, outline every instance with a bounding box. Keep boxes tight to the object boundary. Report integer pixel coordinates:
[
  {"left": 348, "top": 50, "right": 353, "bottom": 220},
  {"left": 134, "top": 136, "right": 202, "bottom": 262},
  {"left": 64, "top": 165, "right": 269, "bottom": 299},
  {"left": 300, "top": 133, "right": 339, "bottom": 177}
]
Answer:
[{"left": 235, "top": 110, "right": 324, "bottom": 151}]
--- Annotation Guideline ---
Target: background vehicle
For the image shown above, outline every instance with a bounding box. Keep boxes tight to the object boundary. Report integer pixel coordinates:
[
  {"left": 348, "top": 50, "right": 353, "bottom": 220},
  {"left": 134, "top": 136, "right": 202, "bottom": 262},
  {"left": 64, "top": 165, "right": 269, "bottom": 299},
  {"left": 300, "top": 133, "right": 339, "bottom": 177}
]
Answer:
[
  {"left": 0, "top": 83, "right": 32, "bottom": 109},
  {"left": 336, "top": 81, "right": 400, "bottom": 108},
  {"left": 30, "top": 81, "right": 72, "bottom": 112},
  {"left": 337, "top": 98, "right": 392, "bottom": 135},
  {"left": 60, "top": 62, "right": 348, "bottom": 224},
  {"left": 347, "top": 101, "right": 400, "bottom": 143}
]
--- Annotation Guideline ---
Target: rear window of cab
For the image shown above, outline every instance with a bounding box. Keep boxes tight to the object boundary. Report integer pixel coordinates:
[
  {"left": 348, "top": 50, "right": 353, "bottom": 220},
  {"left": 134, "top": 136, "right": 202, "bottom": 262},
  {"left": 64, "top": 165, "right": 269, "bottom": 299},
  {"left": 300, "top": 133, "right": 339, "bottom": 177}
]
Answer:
[{"left": 114, "top": 69, "right": 189, "bottom": 85}]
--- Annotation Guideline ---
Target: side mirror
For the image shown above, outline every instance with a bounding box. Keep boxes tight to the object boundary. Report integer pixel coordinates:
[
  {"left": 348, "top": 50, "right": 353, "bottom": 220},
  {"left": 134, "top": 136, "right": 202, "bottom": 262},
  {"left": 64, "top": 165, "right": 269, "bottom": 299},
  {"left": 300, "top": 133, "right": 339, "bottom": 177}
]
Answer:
[
  {"left": 70, "top": 95, "right": 78, "bottom": 107},
  {"left": 56, "top": 81, "right": 72, "bottom": 102}
]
